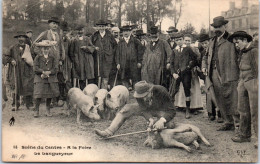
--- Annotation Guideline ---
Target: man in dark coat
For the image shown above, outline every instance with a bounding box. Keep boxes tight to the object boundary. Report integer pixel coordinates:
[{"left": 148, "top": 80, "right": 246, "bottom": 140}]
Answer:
[
  {"left": 198, "top": 34, "right": 222, "bottom": 122},
  {"left": 171, "top": 32, "right": 198, "bottom": 119},
  {"left": 70, "top": 25, "right": 97, "bottom": 90},
  {"left": 5, "top": 31, "right": 34, "bottom": 110},
  {"left": 95, "top": 81, "right": 176, "bottom": 138},
  {"left": 91, "top": 20, "right": 117, "bottom": 89},
  {"left": 141, "top": 26, "right": 172, "bottom": 87},
  {"left": 115, "top": 25, "right": 144, "bottom": 90},
  {"left": 61, "top": 25, "right": 73, "bottom": 95},
  {"left": 201, "top": 16, "right": 240, "bottom": 132},
  {"left": 228, "top": 31, "right": 258, "bottom": 148}
]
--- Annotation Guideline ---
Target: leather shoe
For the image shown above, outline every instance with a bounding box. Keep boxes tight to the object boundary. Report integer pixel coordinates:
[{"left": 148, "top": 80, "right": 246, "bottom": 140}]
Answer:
[
  {"left": 209, "top": 116, "right": 215, "bottom": 121},
  {"left": 217, "top": 117, "right": 224, "bottom": 123},
  {"left": 217, "top": 124, "right": 234, "bottom": 131},
  {"left": 94, "top": 129, "right": 113, "bottom": 138},
  {"left": 231, "top": 136, "right": 251, "bottom": 143}
]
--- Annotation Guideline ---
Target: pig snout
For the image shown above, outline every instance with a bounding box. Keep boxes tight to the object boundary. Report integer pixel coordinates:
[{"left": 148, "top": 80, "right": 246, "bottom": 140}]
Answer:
[{"left": 88, "top": 106, "right": 101, "bottom": 120}]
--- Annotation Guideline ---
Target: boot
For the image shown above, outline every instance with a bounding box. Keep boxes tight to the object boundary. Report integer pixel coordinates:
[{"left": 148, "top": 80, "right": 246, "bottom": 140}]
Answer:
[
  {"left": 185, "top": 100, "right": 191, "bottom": 119},
  {"left": 45, "top": 106, "right": 52, "bottom": 117},
  {"left": 185, "top": 107, "right": 191, "bottom": 119},
  {"left": 95, "top": 113, "right": 126, "bottom": 138},
  {"left": 217, "top": 123, "right": 234, "bottom": 131},
  {"left": 231, "top": 135, "right": 251, "bottom": 143},
  {"left": 34, "top": 106, "right": 39, "bottom": 118}
]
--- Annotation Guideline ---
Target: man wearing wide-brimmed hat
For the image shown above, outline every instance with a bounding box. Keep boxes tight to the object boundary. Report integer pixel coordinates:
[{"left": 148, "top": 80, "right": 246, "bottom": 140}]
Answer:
[
  {"left": 166, "top": 26, "right": 178, "bottom": 50},
  {"left": 227, "top": 31, "right": 258, "bottom": 148},
  {"left": 114, "top": 25, "right": 144, "bottom": 90},
  {"left": 33, "top": 40, "right": 60, "bottom": 117},
  {"left": 33, "top": 16, "right": 65, "bottom": 106},
  {"left": 95, "top": 80, "right": 176, "bottom": 138},
  {"left": 92, "top": 19, "right": 117, "bottom": 89},
  {"left": 201, "top": 16, "right": 240, "bottom": 132},
  {"left": 5, "top": 31, "right": 34, "bottom": 111},
  {"left": 141, "top": 26, "right": 172, "bottom": 88}
]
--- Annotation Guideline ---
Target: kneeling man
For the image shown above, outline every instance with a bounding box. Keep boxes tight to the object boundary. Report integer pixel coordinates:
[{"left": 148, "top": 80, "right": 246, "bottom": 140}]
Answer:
[{"left": 95, "top": 81, "right": 176, "bottom": 137}]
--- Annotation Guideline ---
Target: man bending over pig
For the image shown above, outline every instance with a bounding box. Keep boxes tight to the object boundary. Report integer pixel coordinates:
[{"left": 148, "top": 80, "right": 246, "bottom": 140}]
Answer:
[{"left": 95, "top": 81, "right": 176, "bottom": 138}]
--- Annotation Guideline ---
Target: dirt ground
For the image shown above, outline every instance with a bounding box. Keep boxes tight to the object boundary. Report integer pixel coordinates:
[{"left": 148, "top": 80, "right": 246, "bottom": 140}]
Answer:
[{"left": 2, "top": 91, "right": 258, "bottom": 163}]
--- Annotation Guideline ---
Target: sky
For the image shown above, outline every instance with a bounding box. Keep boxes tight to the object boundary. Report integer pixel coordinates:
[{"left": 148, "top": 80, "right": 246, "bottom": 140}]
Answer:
[{"left": 160, "top": 0, "right": 259, "bottom": 33}]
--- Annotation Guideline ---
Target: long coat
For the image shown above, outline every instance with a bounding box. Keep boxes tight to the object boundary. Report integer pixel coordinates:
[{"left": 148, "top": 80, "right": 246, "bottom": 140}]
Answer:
[
  {"left": 115, "top": 36, "right": 144, "bottom": 81},
  {"left": 91, "top": 30, "right": 117, "bottom": 78},
  {"left": 202, "top": 31, "right": 239, "bottom": 115},
  {"left": 5, "top": 44, "right": 34, "bottom": 96},
  {"left": 141, "top": 39, "right": 172, "bottom": 85},
  {"left": 62, "top": 36, "right": 72, "bottom": 82},
  {"left": 70, "top": 36, "right": 95, "bottom": 80}
]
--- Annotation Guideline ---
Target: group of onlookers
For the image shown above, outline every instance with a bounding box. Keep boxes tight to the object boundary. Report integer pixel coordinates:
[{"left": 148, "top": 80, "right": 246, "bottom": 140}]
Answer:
[{"left": 2, "top": 15, "right": 258, "bottom": 148}]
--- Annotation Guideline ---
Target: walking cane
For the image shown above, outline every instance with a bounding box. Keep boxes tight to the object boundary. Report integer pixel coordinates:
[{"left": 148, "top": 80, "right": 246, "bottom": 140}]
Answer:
[
  {"left": 113, "top": 69, "right": 119, "bottom": 88},
  {"left": 97, "top": 53, "right": 102, "bottom": 88},
  {"left": 14, "top": 64, "right": 17, "bottom": 112}
]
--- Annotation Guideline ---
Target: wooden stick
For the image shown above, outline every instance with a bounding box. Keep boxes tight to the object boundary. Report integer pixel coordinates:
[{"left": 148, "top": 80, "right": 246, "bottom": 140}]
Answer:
[
  {"left": 113, "top": 70, "right": 119, "bottom": 88},
  {"left": 101, "top": 127, "right": 166, "bottom": 140},
  {"left": 14, "top": 65, "right": 17, "bottom": 112}
]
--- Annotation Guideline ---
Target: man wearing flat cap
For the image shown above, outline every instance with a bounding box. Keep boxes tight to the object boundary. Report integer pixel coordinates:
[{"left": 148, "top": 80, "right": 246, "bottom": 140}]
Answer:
[
  {"left": 5, "top": 31, "right": 34, "bottom": 111},
  {"left": 227, "top": 31, "right": 258, "bottom": 148},
  {"left": 95, "top": 80, "right": 176, "bottom": 138},
  {"left": 70, "top": 25, "right": 97, "bottom": 89},
  {"left": 142, "top": 26, "right": 172, "bottom": 88},
  {"left": 115, "top": 25, "right": 144, "bottom": 90},
  {"left": 33, "top": 17, "right": 65, "bottom": 106},
  {"left": 170, "top": 32, "right": 198, "bottom": 119},
  {"left": 92, "top": 19, "right": 117, "bottom": 89},
  {"left": 201, "top": 16, "right": 240, "bottom": 132}
]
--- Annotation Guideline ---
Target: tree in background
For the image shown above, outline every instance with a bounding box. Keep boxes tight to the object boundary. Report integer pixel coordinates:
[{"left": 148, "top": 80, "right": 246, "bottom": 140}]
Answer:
[
  {"left": 27, "top": 0, "right": 41, "bottom": 25},
  {"left": 181, "top": 22, "right": 195, "bottom": 34},
  {"left": 167, "top": 0, "right": 183, "bottom": 29},
  {"left": 56, "top": 0, "right": 65, "bottom": 17}
]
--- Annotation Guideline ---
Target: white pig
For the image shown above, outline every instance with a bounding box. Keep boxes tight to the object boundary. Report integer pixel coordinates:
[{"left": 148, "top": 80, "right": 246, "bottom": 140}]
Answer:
[
  {"left": 67, "top": 88, "right": 101, "bottom": 124},
  {"left": 94, "top": 89, "right": 108, "bottom": 119},
  {"left": 83, "top": 84, "right": 99, "bottom": 99},
  {"left": 105, "top": 85, "right": 129, "bottom": 119}
]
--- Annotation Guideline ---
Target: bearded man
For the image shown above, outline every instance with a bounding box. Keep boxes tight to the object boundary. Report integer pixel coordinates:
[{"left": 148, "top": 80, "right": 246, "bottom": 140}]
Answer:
[{"left": 201, "top": 16, "right": 240, "bottom": 132}]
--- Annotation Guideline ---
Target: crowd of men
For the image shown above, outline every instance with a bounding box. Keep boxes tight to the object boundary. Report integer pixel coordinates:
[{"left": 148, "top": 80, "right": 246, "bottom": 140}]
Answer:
[{"left": 2, "top": 15, "right": 258, "bottom": 148}]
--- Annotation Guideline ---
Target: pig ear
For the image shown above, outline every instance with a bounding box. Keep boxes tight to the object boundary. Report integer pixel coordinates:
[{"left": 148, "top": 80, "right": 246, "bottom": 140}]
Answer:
[
  {"left": 89, "top": 106, "right": 94, "bottom": 112},
  {"left": 106, "top": 93, "right": 111, "bottom": 99},
  {"left": 94, "top": 97, "right": 98, "bottom": 102}
]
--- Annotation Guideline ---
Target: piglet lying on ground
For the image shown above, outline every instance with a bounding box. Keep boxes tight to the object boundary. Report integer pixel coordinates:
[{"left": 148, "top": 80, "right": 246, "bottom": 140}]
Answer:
[
  {"left": 105, "top": 85, "right": 129, "bottom": 120},
  {"left": 67, "top": 88, "right": 101, "bottom": 124},
  {"left": 94, "top": 89, "right": 108, "bottom": 119},
  {"left": 83, "top": 84, "right": 99, "bottom": 99},
  {"left": 144, "top": 123, "right": 211, "bottom": 152}
]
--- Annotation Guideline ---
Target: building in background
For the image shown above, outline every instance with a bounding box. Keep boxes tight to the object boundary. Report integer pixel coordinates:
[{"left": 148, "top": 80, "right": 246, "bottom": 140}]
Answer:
[{"left": 221, "top": 0, "right": 259, "bottom": 35}]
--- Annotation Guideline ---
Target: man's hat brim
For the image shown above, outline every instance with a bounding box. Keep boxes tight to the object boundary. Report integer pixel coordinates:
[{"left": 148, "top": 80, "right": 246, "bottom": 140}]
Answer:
[
  {"left": 133, "top": 90, "right": 150, "bottom": 98},
  {"left": 14, "top": 35, "right": 28, "bottom": 38},
  {"left": 228, "top": 32, "right": 253, "bottom": 42},
  {"left": 210, "top": 20, "right": 229, "bottom": 27},
  {"left": 48, "top": 20, "right": 60, "bottom": 24}
]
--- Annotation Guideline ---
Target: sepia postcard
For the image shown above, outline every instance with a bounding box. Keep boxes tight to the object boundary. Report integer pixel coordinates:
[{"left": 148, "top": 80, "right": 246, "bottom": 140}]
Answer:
[{"left": 2, "top": 0, "right": 259, "bottom": 162}]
